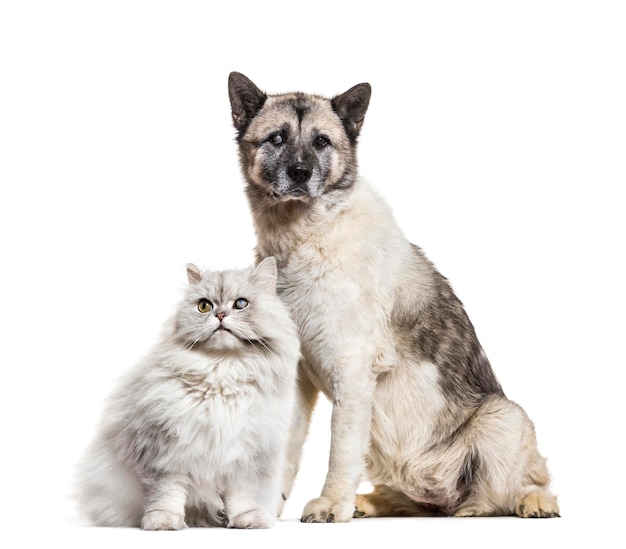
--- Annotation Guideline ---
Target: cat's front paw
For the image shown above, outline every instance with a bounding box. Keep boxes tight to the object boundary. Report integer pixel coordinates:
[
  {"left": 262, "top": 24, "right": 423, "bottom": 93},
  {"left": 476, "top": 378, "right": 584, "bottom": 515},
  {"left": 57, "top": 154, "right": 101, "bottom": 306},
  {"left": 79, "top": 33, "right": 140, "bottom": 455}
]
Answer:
[
  {"left": 141, "top": 510, "right": 186, "bottom": 530},
  {"left": 228, "top": 508, "right": 274, "bottom": 529},
  {"left": 301, "top": 496, "right": 354, "bottom": 523}
]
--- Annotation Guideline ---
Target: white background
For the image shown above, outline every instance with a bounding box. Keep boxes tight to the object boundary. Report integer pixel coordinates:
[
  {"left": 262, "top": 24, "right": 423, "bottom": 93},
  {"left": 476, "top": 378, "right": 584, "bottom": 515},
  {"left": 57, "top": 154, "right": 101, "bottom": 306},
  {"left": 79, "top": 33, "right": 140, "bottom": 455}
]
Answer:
[{"left": 1, "top": 1, "right": 624, "bottom": 547}]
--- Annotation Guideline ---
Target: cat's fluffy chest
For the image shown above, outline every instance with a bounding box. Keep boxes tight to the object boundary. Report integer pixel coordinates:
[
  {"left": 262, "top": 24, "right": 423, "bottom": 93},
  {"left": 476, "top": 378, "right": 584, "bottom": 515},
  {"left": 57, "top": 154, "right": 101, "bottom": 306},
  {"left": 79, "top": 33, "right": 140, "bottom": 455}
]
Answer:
[
  {"left": 128, "top": 348, "right": 277, "bottom": 471},
  {"left": 178, "top": 354, "right": 261, "bottom": 402}
]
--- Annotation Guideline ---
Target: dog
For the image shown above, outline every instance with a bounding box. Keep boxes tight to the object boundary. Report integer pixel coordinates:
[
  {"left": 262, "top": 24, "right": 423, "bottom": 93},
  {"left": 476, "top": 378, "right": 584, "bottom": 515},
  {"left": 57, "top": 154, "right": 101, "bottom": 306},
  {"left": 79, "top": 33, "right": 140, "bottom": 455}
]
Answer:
[{"left": 227, "top": 71, "right": 560, "bottom": 522}]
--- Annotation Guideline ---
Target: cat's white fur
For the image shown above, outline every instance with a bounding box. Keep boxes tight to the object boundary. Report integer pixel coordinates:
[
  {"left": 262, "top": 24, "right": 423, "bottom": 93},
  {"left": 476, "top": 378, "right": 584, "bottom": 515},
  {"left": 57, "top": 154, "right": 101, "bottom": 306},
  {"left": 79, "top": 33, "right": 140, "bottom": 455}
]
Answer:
[{"left": 75, "top": 258, "right": 300, "bottom": 529}]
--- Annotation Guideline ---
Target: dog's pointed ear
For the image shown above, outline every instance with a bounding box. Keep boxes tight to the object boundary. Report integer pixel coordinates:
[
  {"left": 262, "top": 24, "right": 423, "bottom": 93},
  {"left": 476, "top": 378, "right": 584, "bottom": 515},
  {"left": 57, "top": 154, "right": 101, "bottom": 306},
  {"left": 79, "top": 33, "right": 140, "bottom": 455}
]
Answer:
[
  {"left": 331, "top": 83, "right": 371, "bottom": 141},
  {"left": 228, "top": 72, "right": 267, "bottom": 132}
]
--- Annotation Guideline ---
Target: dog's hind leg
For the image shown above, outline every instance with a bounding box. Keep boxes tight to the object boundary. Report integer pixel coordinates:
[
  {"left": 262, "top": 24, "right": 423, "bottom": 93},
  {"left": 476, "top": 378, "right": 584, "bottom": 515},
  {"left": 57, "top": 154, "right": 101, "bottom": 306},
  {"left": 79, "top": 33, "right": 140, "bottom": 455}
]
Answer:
[
  {"left": 453, "top": 396, "right": 560, "bottom": 518},
  {"left": 513, "top": 445, "right": 560, "bottom": 518},
  {"left": 354, "top": 485, "right": 441, "bottom": 518}
]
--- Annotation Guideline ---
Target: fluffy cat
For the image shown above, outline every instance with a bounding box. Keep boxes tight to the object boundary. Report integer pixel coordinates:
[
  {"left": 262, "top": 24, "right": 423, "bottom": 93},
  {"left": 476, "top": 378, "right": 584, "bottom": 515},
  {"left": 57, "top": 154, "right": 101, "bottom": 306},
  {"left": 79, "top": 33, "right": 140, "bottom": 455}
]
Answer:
[{"left": 75, "top": 257, "right": 300, "bottom": 529}]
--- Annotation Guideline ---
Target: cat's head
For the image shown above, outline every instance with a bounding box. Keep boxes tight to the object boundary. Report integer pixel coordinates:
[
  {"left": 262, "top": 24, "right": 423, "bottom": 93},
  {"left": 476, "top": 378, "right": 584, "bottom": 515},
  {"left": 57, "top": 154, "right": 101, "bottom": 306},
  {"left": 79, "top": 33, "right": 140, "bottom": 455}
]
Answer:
[{"left": 174, "top": 257, "right": 289, "bottom": 353}]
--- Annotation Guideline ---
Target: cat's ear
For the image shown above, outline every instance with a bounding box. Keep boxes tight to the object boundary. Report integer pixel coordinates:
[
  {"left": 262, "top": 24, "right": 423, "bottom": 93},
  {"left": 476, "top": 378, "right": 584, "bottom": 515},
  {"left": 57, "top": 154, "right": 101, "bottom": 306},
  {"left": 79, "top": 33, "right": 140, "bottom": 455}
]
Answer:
[
  {"left": 228, "top": 72, "right": 267, "bottom": 131},
  {"left": 186, "top": 263, "right": 203, "bottom": 284},
  {"left": 252, "top": 256, "right": 277, "bottom": 294}
]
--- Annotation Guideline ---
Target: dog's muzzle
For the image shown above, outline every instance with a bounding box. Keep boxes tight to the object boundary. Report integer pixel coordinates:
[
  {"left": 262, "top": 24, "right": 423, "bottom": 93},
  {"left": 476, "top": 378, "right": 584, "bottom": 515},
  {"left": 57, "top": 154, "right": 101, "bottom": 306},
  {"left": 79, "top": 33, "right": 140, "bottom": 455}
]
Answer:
[{"left": 286, "top": 162, "right": 312, "bottom": 195}]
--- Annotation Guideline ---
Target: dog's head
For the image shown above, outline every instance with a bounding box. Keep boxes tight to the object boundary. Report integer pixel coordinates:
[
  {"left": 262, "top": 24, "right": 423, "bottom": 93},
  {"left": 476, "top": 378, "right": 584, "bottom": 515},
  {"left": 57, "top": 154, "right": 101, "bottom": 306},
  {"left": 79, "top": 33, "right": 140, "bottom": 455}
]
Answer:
[{"left": 228, "top": 72, "right": 371, "bottom": 203}]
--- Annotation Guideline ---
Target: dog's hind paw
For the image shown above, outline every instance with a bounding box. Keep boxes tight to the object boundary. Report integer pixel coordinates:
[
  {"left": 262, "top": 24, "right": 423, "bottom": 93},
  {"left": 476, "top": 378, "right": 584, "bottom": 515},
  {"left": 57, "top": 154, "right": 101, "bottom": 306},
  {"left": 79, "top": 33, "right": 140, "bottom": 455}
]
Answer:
[
  {"left": 516, "top": 491, "right": 560, "bottom": 518},
  {"left": 301, "top": 496, "right": 354, "bottom": 523}
]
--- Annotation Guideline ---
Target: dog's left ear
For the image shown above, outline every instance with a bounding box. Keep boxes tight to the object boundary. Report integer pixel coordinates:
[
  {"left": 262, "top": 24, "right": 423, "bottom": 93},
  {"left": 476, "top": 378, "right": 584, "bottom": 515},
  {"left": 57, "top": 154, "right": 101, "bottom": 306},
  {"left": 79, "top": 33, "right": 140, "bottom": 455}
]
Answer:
[
  {"left": 331, "top": 83, "right": 371, "bottom": 141},
  {"left": 228, "top": 72, "right": 267, "bottom": 132}
]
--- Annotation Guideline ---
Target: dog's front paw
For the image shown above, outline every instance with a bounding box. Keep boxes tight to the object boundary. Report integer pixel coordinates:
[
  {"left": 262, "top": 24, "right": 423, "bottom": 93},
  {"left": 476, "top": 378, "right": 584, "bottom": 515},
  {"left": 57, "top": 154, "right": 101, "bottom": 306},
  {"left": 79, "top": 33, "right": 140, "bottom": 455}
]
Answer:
[
  {"left": 228, "top": 507, "right": 274, "bottom": 529},
  {"left": 301, "top": 496, "right": 354, "bottom": 523},
  {"left": 141, "top": 510, "right": 186, "bottom": 530}
]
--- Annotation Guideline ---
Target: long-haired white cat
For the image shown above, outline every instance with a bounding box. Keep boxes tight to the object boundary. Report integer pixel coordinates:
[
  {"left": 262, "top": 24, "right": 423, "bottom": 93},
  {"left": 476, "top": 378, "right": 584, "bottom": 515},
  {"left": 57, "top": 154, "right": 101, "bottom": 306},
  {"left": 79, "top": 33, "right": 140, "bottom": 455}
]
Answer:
[{"left": 75, "top": 257, "right": 300, "bottom": 529}]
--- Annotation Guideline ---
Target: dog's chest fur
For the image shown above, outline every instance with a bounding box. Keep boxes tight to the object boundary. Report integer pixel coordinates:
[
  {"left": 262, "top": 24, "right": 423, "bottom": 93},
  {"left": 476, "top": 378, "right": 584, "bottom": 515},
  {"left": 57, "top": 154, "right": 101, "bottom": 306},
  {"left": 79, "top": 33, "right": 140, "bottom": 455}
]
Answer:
[{"left": 255, "top": 181, "right": 420, "bottom": 397}]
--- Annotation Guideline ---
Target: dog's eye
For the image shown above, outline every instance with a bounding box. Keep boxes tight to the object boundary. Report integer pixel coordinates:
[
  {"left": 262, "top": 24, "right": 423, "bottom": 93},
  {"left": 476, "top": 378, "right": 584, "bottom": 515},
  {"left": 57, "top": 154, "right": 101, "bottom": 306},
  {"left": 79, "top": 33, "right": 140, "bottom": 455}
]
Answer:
[
  {"left": 269, "top": 133, "right": 284, "bottom": 146},
  {"left": 233, "top": 298, "right": 248, "bottom": 310},
  {"left": 198, "top": 299, "right": 213, "bottom": 313},
  {"left": 315, "top": 135, "right": 331, "bottom": 148}
]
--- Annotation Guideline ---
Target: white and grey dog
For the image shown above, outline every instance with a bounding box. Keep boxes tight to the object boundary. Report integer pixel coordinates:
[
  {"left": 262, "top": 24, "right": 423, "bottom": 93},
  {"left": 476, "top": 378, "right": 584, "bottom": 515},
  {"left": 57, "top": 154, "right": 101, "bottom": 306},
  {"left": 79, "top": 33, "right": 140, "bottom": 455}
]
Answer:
[{"left": 228, "top": 72, "right": 560, "bottom": 522}]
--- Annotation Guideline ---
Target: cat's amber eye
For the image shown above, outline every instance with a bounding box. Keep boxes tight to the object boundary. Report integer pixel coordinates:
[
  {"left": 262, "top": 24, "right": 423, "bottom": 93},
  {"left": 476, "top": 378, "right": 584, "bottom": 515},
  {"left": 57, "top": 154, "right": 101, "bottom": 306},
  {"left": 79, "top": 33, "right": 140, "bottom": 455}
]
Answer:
[
  {"left": 197, "top": 299, "right": 213, "bottom": 313},
  {"left": 234, "top": 298, "right": 248, "bottom": 310}
]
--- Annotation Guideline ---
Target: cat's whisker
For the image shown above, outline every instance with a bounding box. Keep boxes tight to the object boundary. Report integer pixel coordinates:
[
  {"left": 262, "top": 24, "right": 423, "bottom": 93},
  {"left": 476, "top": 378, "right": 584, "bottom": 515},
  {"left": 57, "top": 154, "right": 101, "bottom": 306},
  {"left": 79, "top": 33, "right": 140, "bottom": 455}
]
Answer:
[
  {"left": 256, "top": 338, "right": 275, "bottom": 355},
  {"left": 245, "top": 337, "right": 278, "bottom": 358},
  {"left": 178, "top": 327, "right": 206, "bottom": 350}
]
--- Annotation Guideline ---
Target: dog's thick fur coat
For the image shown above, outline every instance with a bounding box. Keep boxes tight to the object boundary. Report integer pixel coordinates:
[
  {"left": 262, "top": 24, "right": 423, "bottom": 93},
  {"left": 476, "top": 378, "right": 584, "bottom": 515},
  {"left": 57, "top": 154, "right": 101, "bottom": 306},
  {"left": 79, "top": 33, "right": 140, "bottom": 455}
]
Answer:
[{"left": 228, "top": 72, "right": 559, "bottom": 521}]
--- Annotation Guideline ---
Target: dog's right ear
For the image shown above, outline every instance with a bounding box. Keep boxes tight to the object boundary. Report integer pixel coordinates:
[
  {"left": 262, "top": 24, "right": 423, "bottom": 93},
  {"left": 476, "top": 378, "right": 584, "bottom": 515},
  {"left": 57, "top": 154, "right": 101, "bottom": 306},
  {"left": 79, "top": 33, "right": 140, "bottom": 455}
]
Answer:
[{"left": 228, "top": 72, "right": 267, "bottom": 132}]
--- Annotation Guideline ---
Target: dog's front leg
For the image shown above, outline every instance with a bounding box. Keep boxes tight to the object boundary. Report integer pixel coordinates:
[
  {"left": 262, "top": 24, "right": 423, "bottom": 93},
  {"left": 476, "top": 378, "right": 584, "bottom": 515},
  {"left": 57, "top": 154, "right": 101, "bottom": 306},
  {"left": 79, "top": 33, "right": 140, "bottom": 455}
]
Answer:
[
  {"left": 301, "top": 359, "right": 376, "bottom": 523},
  {"left": 280, "top": 361, "right": 319, "bottom": 514}
]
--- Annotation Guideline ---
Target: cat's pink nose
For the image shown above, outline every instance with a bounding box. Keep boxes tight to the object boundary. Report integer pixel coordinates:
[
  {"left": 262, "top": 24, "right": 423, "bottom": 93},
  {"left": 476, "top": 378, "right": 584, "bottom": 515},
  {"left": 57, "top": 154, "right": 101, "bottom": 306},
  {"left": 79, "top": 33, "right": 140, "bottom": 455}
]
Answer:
[{"left": 217, "top": 312, "right": 225, "bottom": 321}]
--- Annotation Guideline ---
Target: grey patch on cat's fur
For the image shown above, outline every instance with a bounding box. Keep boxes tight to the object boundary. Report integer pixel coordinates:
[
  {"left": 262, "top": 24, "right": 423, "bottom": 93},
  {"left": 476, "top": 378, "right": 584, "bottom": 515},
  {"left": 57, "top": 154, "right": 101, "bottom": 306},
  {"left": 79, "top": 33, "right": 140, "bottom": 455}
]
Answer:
[
  {"left": 124, "top": 419, "right": 177, "bottom": 468},
  {"left": 185, "top": 504, "right": 227, "bottom": 528}
]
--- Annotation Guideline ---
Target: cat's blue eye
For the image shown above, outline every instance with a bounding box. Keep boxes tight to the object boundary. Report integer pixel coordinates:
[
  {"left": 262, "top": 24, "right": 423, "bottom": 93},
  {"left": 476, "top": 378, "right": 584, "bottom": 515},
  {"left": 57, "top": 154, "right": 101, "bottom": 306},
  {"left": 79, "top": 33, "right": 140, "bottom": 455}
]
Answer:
[
  {"left": 198, "top": 299, "right": 213, "bottom": 313},
  {"left": 234, "top": 298, "right": 248, "bottom": 310}
]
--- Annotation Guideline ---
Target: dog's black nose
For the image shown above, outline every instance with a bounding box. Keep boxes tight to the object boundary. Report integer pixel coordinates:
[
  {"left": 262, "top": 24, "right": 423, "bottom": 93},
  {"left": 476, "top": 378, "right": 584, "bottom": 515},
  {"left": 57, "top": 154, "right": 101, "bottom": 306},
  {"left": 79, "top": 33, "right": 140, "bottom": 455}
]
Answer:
[{"left": 287, "top": 163, "right": 312, "bottom": 185}]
